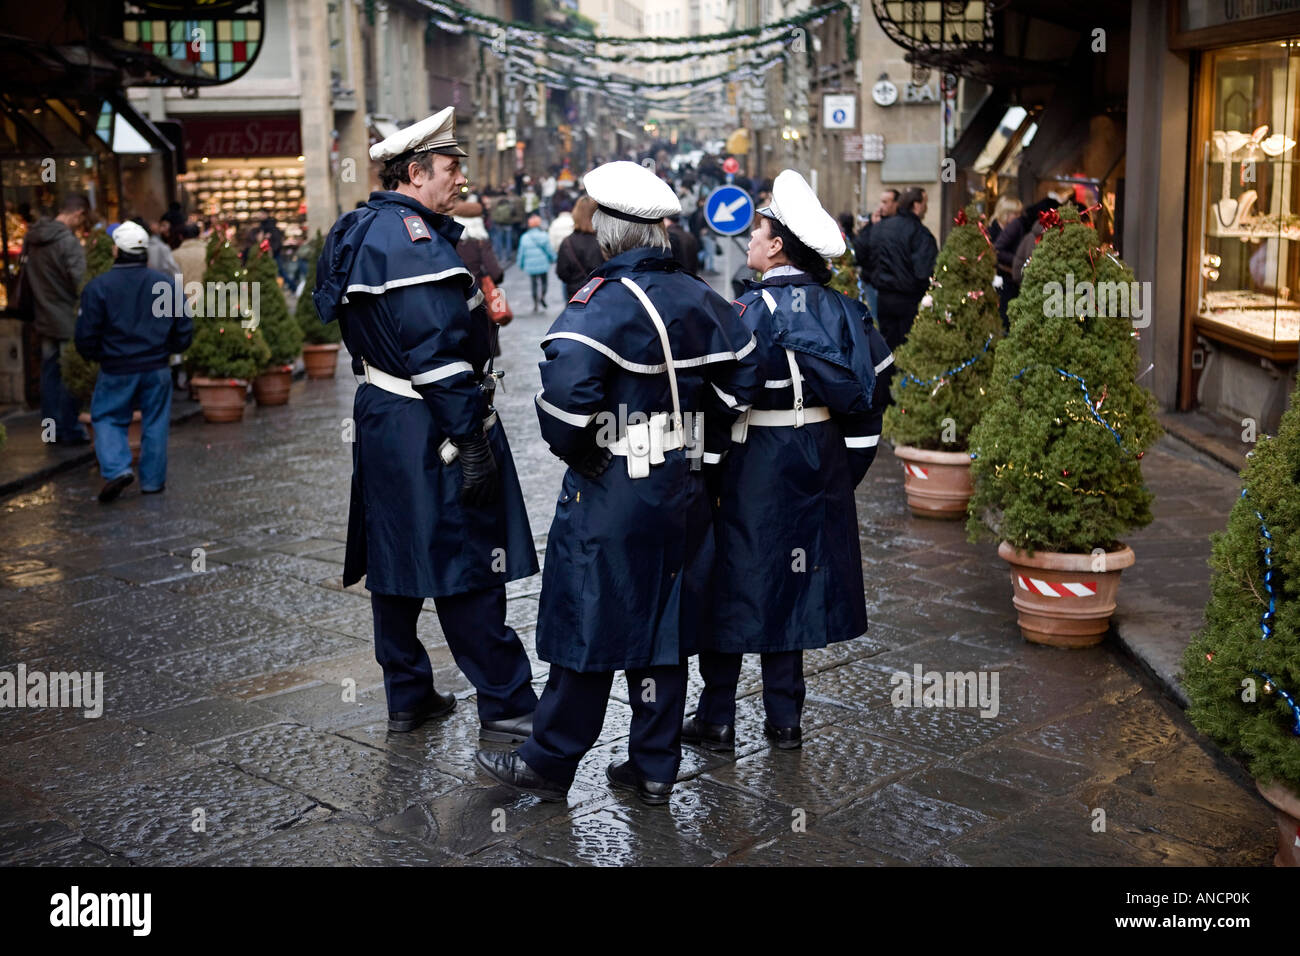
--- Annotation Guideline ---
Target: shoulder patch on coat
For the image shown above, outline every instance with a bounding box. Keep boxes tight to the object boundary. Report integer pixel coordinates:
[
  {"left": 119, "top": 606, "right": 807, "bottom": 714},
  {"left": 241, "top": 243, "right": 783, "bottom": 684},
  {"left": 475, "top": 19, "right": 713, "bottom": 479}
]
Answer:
[
  {"left": 732, "top": 300, "right": 748, "bottom": 317},
  {"left": 569, "top": 275, "right": 605, "bottom": 304},
  {"left": 402, "top": 215, "right": 431, "bottom": 242}
]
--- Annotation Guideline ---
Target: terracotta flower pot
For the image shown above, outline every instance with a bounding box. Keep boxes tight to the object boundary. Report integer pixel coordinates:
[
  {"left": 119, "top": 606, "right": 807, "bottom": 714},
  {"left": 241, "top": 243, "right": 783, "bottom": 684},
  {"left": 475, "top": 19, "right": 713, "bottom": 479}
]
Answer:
[
  {"left": 1256, "top": 780, "right": 1300, "bottom": 867},
  {"left": 191, "top": 377, "right": 249, "bottom": 423},
  {"left": 996, "top": 541, "right": 1135, "bottom": 648},
  {"left": 252, "top": 366, "right": 293, "bottom": 406},
  {"left": 302, "top": 343, "right": 340, "bottom": 379},
  {"left": 893, "top": 444, "right": 974, "bottom": 519},
  {"left": 78, "top": 410, "right": 143, "bottom": 465}
]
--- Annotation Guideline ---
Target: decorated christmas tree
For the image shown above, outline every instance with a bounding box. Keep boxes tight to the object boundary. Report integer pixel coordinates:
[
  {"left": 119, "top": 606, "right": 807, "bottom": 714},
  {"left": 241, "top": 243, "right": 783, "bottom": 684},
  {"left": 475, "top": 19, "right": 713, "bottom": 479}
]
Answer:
[
  {"left": 828, "top": 244, "right": 858, "bottom": 300},
  {"left": 1183, "top": 385, "right": 1300, "bottom": 793},
  {"left": 63, "top": 226, "right": 117, "bottom": 409},
  {"left": 883, "top": 205, "right": 1002, "bottom": 450},
  {"left": 244, "top": 240, "right": 302, "bottom": 367},
  {"left": 297, "top": 232, "right": 341, "bottom": 345},
  {"left": 186, "top": 238, "right": 270, "bottom": 380},
  {"left": 966, "top": 204, "right": 1161, "bottom": 553}
]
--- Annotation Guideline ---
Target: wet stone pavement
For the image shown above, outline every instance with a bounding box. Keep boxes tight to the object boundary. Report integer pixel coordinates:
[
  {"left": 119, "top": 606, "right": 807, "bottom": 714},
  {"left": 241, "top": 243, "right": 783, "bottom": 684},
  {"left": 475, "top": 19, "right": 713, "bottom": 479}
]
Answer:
[{"left": 0, "top": 263, "right": 1276, "bottom": 867}]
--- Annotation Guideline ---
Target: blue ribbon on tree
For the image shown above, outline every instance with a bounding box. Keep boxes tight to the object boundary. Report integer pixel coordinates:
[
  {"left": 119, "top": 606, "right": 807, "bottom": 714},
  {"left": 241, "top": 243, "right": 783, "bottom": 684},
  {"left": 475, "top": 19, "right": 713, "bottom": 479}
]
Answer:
[
  {"left": 1241, "top": 488, "right": 1300, "bottom": 736},
  {"left": 1012, "top": 365, "right": 1131, "bottom": 454},
  {"left": 899, "top": 334, "right": 994, "bottom": 390}
]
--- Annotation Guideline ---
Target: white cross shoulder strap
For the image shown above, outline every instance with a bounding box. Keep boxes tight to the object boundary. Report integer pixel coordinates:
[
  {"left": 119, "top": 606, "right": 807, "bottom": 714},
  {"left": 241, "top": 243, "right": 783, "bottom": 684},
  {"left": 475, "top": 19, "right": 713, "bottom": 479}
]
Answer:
[
  {"left": 611, "top": 277, "right": 688, "bottom": 479},
  {"left": 731, "top": 291, "right": 830, "bottom": 443}
]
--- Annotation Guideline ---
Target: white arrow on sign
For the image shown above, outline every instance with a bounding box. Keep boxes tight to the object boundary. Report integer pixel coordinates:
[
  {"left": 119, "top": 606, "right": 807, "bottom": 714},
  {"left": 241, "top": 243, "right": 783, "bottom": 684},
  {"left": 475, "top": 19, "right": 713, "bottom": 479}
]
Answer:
[{"left": 713, "top": 196, "right": 749, "bottom": 223}]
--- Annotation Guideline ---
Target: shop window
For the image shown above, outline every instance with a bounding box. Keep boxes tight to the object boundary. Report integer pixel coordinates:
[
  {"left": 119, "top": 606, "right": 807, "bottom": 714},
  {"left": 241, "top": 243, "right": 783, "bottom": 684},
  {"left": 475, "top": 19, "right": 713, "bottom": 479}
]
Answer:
[{"left": 1194, "top": 39, "right": 1300, "bottom": 356}]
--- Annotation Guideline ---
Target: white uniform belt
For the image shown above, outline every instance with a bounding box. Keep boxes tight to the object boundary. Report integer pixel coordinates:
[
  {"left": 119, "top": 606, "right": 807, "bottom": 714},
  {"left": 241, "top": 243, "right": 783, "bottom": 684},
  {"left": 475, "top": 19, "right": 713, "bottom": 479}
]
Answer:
[
  {"left": 733, "top": 405, "right": 830, "bottom": 434},
  {"left": 608, "top": 412, "right": 685, "bottom": 457},
  {"left": 357, "top": 361, "right": 421, "bottom": 399}
]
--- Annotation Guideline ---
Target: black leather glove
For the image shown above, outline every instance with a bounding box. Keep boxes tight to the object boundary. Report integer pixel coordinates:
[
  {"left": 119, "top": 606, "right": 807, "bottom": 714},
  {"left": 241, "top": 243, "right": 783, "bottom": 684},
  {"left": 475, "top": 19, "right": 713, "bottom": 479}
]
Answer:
[
  {"left": 456, "top": 434, "right": 499, "bottom": 507},
  {"left": 564, "top": 445, "right": 614, "bottom": 479}
]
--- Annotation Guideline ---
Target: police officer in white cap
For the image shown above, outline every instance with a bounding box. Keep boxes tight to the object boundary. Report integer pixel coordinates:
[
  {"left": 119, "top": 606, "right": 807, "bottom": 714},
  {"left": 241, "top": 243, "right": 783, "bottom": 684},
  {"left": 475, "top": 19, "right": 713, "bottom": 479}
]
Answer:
[
  {"left": 75, "top": 221, "right": 193, "bottom": 502},
  {"left": 475, "top": 161, "right": 761, "bottom": 805},
  {"left": 313, "top": 107, "right": 540, "bottom": 740},
  {"left": 681, "top": 169, "right": 892, "bottom": 753}
]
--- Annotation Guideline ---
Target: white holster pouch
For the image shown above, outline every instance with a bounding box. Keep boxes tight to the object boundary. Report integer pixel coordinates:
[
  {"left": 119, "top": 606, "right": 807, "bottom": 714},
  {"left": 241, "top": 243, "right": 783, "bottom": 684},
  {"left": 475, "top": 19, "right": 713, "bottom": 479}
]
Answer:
[
  {"left": 614, "top": 278, "right": 686, "bottom": 480},
  {"left": 437, "top": 411, "right": 500, "bottom": 464}
]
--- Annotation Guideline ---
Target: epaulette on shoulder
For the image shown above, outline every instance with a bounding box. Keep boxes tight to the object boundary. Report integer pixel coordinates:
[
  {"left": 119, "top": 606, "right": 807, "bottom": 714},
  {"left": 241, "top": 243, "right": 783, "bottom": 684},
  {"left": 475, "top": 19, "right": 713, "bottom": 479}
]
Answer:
[
  {"left": 568, "top": 275, "right": 606, "bottom": 305},
  {"left": 398, "top": 212, "right": 432, "bottom": 243}
]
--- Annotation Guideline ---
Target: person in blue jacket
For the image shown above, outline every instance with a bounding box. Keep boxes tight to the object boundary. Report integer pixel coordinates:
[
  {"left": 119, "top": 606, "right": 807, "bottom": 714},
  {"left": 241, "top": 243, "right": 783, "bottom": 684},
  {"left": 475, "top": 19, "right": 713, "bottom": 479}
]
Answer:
[
  {"left": 475, "top": 161, "right": 761, "bottom": 806},
  {"left": 74, "top": 221, "right": 194, "bottom": 502},
  {"left": 313, "top": 107, "right": 539, "bottom": 740},
  {"left": 516, "top": 214, "right": 555, "bottom": 311},
  {"left": 681, "top": 169, "right": 893, "bottom": 753}
]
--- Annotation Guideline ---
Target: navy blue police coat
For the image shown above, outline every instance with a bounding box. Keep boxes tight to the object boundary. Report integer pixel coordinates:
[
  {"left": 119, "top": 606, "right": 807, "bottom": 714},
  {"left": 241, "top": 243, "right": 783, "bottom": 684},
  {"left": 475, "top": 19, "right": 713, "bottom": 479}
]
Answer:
[
  {"left": 313, "top": 190, "right": 538, "bottom": 598},
  {"left": 534, "top": 247, "right": 762, "bottom": 672},
  {"left": 705, "top": 272, "right": 893, "bottom": 654}
]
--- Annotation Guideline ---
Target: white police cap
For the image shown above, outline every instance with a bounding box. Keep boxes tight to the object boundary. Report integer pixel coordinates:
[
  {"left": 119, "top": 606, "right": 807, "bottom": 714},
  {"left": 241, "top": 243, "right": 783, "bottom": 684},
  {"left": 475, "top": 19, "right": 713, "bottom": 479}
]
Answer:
[
  {"left": 584, "top": 161, "right": 681, "bottom": 225},
  {"left": 757, "top": 168, "right": 845, "bottom": 259},
  {"left": 369, "top": 106, "right": 468, "bottom": 162}
]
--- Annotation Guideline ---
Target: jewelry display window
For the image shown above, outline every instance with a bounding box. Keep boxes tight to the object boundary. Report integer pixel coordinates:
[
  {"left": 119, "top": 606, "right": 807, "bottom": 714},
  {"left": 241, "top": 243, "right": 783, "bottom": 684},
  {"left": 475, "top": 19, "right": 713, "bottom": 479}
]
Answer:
[{"left": 1194, "top": 39, "right": 1300, "bottom": 359}]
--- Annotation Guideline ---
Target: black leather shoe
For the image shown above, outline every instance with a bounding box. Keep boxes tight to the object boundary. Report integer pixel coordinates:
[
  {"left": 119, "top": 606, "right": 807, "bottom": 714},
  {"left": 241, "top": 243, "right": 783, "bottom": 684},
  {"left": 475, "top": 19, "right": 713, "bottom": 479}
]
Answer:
[
  {"left": 387, "top": 689, "right": 456, "bottom": 732},
  {"left": 605, "top": 759, "right": 673, "bottom": 806},
  {"left": 474, "top": 749, "right": 568, "bottom": 802},
  {"left": 681, "top": 716, "right": 735, "bottom": 752},
  {"left": 480, "top": 712, "right": 534, "bottom": 743},
  {"left": 97, "top": 473, "right": 134, "bottom": 503},
  {"left": 763, "top": 720, "right": 802, "bottom": 750}
]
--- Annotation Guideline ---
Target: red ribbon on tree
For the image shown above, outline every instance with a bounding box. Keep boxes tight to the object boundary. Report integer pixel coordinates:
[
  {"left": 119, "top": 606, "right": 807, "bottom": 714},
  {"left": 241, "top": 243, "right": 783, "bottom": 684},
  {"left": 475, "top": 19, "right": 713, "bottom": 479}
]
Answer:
[
  {"left": 1038, "top": 207, "right": 1063, "bottom": 231},
  {"left": 953, "top": 209, "right": 968, "bottom": 226},
  {"left": 259, "top": 238, "right": 272, "bottom": 253}
]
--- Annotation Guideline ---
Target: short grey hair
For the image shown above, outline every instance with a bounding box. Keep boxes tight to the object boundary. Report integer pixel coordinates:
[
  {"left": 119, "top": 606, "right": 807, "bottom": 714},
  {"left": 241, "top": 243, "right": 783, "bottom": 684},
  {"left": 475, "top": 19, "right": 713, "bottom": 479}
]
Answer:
[{"left": 593, "top": 209, "right": 670, "bottom": 259}]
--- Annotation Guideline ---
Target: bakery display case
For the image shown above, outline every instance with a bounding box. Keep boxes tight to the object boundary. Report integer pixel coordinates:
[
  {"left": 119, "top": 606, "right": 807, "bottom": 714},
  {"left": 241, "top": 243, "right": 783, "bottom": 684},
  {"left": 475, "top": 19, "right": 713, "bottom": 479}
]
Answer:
[
  {"left": 1193, "top": 40, "right": 1300, "bottom": 360},
  {"left": 179, "top": 159, "right": 306, "bottom": 243}
]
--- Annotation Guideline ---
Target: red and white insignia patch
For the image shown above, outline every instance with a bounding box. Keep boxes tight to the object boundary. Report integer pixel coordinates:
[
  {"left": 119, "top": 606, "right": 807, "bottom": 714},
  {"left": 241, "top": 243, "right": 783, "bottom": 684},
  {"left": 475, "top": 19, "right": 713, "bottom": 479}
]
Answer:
[
  {"left": 403, "top": 215, "right": 431, "bottom": 242},
  {"left": 733, "top": 300, "right": 748, "bottom": 317},
  {"left": 569, "top": 276, "right": 605, "bottom": 304}
]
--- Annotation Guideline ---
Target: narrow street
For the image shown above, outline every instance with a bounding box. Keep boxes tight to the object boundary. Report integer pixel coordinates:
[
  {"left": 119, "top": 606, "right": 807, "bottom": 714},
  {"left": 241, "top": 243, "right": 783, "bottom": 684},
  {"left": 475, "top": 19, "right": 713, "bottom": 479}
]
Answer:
[{"left": 0, "top": 261, "right": 1274, "bottom": 867}]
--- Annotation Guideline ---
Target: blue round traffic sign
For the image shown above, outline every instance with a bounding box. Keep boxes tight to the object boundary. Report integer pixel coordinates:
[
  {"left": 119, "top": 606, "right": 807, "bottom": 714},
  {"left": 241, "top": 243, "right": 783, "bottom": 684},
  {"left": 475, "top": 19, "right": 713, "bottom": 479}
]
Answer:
[{"left": 704, "top": 184, "right": 754, "bottom": 237}]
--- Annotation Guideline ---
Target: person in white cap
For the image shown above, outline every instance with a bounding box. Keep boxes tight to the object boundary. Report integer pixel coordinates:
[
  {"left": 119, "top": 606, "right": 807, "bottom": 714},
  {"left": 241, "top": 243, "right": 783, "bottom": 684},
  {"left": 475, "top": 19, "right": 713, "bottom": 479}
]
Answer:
[
  {"left": 680, "top": 168, "right": 893, "bottom": 753},
  {"left": 74, "top": 219, "right": 194, "bottom": 502},
  {"left": 312, "top": 106, "right": 541, "bottom": 741},
  {"left": 475, "top": 161, "right": 761, "bottom": 806}
]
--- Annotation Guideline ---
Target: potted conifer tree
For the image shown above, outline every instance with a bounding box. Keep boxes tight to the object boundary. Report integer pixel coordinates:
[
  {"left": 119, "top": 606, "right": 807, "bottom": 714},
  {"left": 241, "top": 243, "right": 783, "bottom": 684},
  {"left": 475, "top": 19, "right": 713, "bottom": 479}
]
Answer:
[
  {"left": 1183, "top": 384, "right": 1300, "bottom": 866},
  {"left": 884, "top": 205, "right": 1002, "bottom": 518},
  {"left": 966, "top": 204, "right": 1161, "bottom": 647},
  {"left": 186, "top": 238, "right": 270, "bottom": 422},
  {"left": 297, "top": 232, "right": 342, "bottom": 379},
  {"left": 245, "top": 240, "right": 302, "bottom": 406}
]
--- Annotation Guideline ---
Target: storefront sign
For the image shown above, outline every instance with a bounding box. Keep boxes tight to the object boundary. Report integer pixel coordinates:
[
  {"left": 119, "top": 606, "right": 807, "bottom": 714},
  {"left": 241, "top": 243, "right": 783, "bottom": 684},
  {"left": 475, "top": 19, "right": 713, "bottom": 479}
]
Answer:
[
  {"left": 1180, "top": 0, "right": 1300, "bottom": 32},
  {"left": 182, "top": 116, "right": 301, "bottom": 158},
  {"left": 823, "top": 94, "right": 856, "bottom": 129}
]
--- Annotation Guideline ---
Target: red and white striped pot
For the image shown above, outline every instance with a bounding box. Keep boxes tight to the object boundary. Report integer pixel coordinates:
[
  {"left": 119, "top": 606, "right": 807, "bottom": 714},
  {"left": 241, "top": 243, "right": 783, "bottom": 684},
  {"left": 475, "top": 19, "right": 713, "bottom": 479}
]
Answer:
[
  {"left": 996, "top": 541, "right": 1135, "bottom": 648},
  {"left": 893, "top": 444, "right": 974, "bottom": 520}
]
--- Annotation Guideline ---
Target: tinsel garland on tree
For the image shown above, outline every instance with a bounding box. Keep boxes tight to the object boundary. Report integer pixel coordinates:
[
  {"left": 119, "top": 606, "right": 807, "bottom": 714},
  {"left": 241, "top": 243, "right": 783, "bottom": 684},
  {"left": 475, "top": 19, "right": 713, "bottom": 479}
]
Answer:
[
  {"left": 883, "top": 204, "right": 1002, "bottom": 452},
  {"left": 966, "top": 204, "right": 1161, "bottom": 554},
  {"left": 1183, "top": 381, "right": 1300, "bottom": 793}
]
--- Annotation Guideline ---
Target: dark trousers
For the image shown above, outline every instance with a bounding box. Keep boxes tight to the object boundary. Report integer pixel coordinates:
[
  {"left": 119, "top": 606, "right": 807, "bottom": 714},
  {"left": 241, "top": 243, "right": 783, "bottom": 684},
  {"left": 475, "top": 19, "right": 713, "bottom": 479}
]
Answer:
[
  {"left": 518, "top": 663, "right": 687, "bottom": 786},
  {"left": 873, "top": 290, "right": 922, "bottom": 406},
  {"left": 40, "top": 338, "right": 86, "bottom": 443},
  {"left": 529, "top": 272, "right": 548, "bottom": 306},
  {"left": 370, "top": 587, "right": 537, "bottom": 721},
  {"left": 696, "top": 650, "right": 805, "bottom": 728}
]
